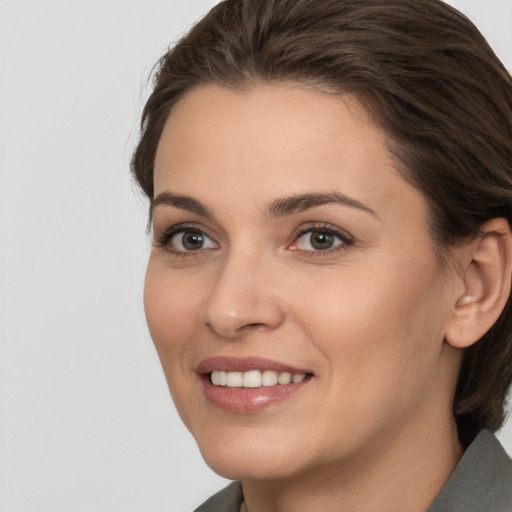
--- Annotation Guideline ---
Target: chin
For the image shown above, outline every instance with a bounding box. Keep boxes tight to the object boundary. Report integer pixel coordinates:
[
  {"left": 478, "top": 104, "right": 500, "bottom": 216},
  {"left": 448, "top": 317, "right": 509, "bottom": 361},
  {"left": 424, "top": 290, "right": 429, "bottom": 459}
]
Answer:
[
  {"left": 202, "top": 453, "right": 298, "bottom": 482},
  {"left": 194, "top": 428, "right": 304, "bottom": 481}
]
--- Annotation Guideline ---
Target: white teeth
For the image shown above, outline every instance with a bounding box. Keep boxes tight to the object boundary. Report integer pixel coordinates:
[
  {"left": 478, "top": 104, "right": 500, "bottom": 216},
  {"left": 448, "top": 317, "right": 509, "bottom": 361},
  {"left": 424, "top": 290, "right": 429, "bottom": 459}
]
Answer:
[
  {"left": 211, "top": 371, "right": 220, "bottom": 385},
  {"left": 277, "top": 372, "right": 292, "bottom": 385},
  {"left": 226, "top": 371, "right": 243, "bottom": 387},
  {"left": 242, "top": 370, "right": 262, "bottom": 388},
  {"left": 210, "top": 370, "right": 307, "bottom": 388},
  {"left": 262, "top": 370, "right": 278, "bottom": 386}
]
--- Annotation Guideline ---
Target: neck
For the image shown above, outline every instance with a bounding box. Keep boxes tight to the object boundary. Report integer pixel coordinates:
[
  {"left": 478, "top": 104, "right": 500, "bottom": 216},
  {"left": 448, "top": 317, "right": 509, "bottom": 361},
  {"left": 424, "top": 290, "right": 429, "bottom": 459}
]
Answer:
[{"left": 241, "top": 417, "right": 463, "bottom": 512}]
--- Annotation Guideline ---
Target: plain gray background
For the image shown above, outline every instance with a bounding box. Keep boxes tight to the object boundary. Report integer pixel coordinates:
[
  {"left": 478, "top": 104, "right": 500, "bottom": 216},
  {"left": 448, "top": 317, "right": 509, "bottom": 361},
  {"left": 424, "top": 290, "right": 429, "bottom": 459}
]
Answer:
[{"left": 0, "top": 1, "right": 511, "bottom": 511}]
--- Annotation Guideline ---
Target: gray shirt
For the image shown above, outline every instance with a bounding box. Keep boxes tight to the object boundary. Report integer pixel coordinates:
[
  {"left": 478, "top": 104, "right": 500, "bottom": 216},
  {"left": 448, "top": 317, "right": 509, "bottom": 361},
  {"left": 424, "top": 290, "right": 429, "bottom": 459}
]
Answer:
[{"left": 194, "top": 430, "right": 512, "bottom": 511}]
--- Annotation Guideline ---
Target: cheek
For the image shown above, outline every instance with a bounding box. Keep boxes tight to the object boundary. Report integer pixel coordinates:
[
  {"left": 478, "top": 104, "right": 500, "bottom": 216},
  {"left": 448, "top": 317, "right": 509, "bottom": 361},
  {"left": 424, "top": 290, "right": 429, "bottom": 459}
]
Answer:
[
  {"left": 290, "top": 260, "right": 449, "bottom": 399},
  {"left": 143, "top": 260, "right": 208, "bottom": 428},
  {"left": 143, "top": 260, "right": 201, "bottom": 358}
]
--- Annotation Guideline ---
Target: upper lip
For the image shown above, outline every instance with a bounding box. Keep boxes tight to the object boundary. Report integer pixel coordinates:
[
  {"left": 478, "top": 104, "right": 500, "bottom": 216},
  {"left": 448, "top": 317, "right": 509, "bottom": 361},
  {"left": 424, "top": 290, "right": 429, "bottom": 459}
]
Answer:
[{"left": 196, "top": 356, "right": 311, "bottom": 375}]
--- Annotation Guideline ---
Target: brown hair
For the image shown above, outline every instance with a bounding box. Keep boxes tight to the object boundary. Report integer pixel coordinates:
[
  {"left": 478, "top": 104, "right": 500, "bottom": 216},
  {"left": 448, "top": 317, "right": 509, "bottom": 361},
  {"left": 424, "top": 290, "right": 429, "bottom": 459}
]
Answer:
[{"left": 132, "top": 0, "right": 512, "bottom": 442}]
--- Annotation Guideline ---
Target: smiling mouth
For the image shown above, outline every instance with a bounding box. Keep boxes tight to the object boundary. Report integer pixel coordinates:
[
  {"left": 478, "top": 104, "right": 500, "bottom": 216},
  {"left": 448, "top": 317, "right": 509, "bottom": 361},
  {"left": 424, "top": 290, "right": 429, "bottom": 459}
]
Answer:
[
  {"left": 200, "top": 358, "right": 313, "bottom": 412},
  {"left": 210, "top": 370, "right": 308, "bottom": 388}
]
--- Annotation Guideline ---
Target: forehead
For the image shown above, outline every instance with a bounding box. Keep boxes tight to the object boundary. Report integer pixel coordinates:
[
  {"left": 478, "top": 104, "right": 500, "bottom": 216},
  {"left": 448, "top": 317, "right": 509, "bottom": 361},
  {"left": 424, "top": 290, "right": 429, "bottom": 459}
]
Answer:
[
  {"left": 155, "top": 83, "right": 377, "bottom": 165},
  {"left": 153, "top": 82, "right": 426, "bottom": 226}
]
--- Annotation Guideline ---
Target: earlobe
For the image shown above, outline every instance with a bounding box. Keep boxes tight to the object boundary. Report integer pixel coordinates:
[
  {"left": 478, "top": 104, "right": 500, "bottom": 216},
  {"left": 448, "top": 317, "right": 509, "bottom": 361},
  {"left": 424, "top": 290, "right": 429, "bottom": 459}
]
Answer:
[{"left": 445, "top": 218, "right": 512, "bottom": 349}]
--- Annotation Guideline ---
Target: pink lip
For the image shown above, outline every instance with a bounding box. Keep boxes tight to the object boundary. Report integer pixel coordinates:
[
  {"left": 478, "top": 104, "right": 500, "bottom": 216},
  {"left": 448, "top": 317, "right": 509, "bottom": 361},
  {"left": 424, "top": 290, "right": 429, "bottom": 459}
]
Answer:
[{"left": 196, "top": 356, "right": 313, "bottom": 413}]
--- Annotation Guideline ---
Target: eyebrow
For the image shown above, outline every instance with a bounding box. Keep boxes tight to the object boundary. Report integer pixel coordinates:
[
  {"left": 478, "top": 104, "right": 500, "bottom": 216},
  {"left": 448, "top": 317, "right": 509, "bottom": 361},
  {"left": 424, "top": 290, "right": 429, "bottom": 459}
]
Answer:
[
  {"left": 150, "top": 192, "right": 213, "bottom": 218},
  {"left": 266, "top": 191, "right": 379, "bottom": 218},
  {"left": 149, "top": 190, "right": 378, "bottom": 220}
]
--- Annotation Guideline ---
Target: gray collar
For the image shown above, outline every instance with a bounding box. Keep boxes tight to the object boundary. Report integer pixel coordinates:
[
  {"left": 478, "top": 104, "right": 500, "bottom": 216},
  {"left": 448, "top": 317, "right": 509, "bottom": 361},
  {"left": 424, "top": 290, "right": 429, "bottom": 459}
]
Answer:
[{"left": 427, "top": 429, "right": 512, "bottom": 512}]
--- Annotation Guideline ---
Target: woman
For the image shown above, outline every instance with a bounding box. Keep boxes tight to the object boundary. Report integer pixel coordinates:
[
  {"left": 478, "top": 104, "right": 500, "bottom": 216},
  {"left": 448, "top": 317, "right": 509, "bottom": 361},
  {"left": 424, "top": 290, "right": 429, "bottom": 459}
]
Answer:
[{"left": 132, "top": 0, "right": 512, "bottom": 510}]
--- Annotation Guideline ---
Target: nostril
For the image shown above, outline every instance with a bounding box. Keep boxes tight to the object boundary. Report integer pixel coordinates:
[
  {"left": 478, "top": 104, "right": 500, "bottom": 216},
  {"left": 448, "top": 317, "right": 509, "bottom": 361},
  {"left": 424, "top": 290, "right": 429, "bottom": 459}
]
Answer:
[{"left": 237, "top": 322, "right": 268, "bottom": 333}]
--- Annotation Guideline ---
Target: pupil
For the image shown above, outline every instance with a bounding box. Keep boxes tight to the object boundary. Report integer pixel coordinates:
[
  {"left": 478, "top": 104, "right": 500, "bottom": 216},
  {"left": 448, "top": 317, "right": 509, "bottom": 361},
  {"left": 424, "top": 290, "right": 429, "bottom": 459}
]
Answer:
[
  {"left": 183, "top": 231, "right": 203, "bottom": 250},
  {"left": 311, "top": 231, "right": 334, "bottom": 250}
]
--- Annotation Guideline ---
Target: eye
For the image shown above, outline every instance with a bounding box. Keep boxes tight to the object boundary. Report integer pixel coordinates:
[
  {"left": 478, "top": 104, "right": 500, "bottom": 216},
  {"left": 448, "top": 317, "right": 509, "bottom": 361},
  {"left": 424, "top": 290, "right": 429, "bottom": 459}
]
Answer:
[
  {"left": 173, "top": 230, "right": 212, "bottom": 251},
  {"left": 295, "top": 230, "right": 342, "bottom": 251},
  {"left": 289, "top": 225, "right": 352, "bottom": 253},
  {"left": 171, "top": 229, "right": 216, "bottom": 252},
  {"left": 157, "top": 225, "right": 217, "bottom": 254}
]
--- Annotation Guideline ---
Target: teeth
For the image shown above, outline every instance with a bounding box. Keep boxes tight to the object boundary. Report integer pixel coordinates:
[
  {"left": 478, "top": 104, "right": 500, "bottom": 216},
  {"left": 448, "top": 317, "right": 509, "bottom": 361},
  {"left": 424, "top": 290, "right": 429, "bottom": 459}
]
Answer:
[
  {"left": 242, "top": 370, "right": 261, "bottom": 388},
  {"left": 210, "top": 370, "right": 307, "bottom": 388},
  {"left": 226, "top": 371, "right": 243, "bottom": 387},
  {"left": 262, "top": 370, "right": 278, "bottom": 386},
  {"left": 277, "top": 372, "right": 292, "bottom": 385}
]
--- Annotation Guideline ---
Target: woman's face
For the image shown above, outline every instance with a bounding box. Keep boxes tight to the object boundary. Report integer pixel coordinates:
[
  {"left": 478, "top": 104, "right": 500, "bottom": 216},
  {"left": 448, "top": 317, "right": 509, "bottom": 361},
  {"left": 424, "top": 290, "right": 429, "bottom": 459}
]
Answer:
[{"left": 145, "top": 83, "right": 462, "bottom": 480}]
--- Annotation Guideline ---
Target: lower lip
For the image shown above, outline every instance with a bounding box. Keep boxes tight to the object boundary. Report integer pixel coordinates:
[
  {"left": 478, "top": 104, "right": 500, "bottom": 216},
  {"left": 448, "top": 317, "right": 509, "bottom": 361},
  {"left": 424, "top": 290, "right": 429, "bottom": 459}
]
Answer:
[{"left": 202, "top": 375, "right": 311, "bottom": 413}]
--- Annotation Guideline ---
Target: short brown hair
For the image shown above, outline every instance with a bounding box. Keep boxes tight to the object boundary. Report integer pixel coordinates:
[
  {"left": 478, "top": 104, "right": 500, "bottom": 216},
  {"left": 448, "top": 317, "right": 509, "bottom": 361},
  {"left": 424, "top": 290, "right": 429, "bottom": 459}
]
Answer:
[{"left": 132, "top": 0, "right": 512, "bottom": 442}]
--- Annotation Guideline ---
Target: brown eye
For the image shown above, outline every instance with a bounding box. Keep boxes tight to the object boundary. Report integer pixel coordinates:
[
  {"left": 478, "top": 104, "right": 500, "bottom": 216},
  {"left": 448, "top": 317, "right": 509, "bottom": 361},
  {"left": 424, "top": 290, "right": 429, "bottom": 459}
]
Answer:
[
  {"left": 294, "top": 229, "right": 343, "bottom": 251},
  {"left": 171, "top": 229, "right": 216, "bottom": 252},
  {"left": 309, "top": 231, "right": 336, "bottom": 250}
]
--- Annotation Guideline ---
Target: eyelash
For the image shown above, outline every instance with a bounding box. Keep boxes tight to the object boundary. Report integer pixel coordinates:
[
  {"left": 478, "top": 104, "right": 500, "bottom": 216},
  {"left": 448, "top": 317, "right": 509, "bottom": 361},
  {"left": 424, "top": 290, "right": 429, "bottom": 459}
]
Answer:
[
  {"left": 154, "top": 222, "right": 354, "bottom": 257},
  {"left": 155, "top": 223, "right": 215, "bottom": 257},
  {"left": 290, "top": 223, "right": 354, "bottom": 257}
]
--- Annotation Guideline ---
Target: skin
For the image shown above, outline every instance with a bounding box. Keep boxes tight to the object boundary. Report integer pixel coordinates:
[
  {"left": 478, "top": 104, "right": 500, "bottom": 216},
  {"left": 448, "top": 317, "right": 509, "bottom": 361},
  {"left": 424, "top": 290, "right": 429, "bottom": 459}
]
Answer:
[{"left": 145, "top": 83, "right": 469, "bottom": 512}]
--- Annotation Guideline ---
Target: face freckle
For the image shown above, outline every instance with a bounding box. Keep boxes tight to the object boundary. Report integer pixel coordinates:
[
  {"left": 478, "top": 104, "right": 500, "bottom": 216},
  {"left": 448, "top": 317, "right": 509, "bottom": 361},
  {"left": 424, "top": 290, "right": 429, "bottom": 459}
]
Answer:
[{"left": 144, "top": 82, "right": 462, "bottom": 482}]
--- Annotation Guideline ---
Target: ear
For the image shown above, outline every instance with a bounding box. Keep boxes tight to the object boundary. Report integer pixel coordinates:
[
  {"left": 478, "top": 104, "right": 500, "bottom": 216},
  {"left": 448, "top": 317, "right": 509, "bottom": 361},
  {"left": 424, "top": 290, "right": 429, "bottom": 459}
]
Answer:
[{"left": 445, "top": 218, "right": 512, "bottom": 349}]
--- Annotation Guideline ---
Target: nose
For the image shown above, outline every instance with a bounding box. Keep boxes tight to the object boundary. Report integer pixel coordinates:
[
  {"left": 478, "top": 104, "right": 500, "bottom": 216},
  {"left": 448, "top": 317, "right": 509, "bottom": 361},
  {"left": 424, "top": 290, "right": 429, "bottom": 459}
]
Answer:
[{"left": 201, "top": 251, "right": 285, "bottom": 339}]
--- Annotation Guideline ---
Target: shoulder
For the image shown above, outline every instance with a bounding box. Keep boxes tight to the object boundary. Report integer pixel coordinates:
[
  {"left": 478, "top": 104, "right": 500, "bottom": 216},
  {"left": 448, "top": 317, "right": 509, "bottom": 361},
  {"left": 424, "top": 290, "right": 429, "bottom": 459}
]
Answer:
[
  {"left": 428, "top": 430, "right": 512, "bottom": 512},
  {"left": 194, "top": 481, "right": 243, "bottom": 512}
]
